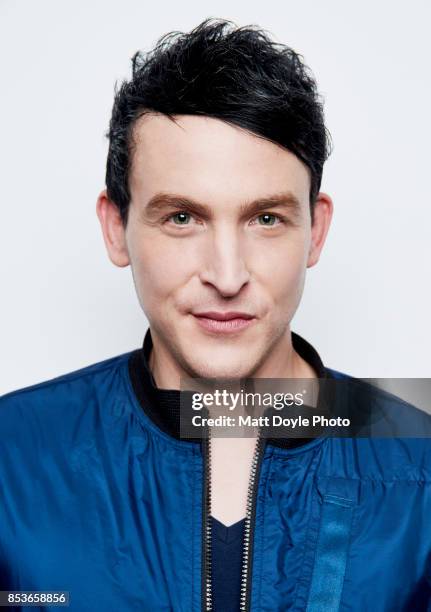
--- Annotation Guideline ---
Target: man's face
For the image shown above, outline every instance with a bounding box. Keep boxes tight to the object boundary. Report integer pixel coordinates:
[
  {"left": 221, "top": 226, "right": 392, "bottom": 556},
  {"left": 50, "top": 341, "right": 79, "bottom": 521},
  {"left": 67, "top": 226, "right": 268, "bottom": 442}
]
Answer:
[{"left": 99, "top": 114, "right": 332, "bottom": 379}]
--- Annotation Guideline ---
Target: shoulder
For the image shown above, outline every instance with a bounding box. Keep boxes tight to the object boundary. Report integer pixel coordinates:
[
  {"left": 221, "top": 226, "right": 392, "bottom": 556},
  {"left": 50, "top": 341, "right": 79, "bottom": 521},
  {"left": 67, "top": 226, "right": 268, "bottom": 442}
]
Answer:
[
  {"left": 326, "top": 366, "right": 431, "bottom": 428},
  {"left": 324, "top": 367, "right": 431, "bottom": 478},
  {"left": 0, "top": 350, "right": 135, "bottom": 434}
]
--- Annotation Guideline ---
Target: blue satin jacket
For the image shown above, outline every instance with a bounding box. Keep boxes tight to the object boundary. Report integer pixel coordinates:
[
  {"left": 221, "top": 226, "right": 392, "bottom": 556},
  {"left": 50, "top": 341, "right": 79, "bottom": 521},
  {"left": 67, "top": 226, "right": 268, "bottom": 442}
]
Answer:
[{"left": 1, "top": 331, "right": 431, "bottom": 611}]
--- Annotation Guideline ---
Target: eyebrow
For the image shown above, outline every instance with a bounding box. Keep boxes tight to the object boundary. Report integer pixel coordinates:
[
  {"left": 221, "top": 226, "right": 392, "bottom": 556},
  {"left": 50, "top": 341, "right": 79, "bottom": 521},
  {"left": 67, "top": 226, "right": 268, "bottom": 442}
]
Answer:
[{"left": 143, "top": 191, "right": 303, "bottom": 219}]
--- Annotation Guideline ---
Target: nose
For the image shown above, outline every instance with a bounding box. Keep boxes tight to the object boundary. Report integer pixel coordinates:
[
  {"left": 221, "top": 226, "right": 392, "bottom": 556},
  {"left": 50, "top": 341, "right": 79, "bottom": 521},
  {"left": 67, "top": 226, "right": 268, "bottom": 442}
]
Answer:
[{"left": 199, "top": 225, "right": 251, "bottom": 297}]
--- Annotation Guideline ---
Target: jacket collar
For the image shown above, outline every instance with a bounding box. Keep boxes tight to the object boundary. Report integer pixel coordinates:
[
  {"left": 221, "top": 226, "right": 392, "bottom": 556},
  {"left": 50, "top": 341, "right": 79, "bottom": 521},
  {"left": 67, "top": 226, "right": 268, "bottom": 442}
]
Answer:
[{"left": 128, "top": 327, "right": 332, "bottom": 449}]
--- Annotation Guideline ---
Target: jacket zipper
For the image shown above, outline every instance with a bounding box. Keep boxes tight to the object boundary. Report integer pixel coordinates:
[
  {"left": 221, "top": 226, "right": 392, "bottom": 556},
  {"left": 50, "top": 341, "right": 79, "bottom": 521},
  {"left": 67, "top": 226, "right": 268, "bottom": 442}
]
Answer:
[
  {"left": 201, "top": 428, "right": 267, "bottom": 612},
  {"left": 239, "top": 431, "right": 266, "bottom": 612},
  {"left": 201, "top": 434, "right": 213, "bottom": 612}
]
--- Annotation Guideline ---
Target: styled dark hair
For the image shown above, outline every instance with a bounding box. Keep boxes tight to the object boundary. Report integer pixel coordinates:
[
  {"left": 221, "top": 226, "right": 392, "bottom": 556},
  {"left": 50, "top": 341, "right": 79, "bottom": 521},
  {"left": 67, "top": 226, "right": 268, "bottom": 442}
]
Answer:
[{"left": 106, "top": 18, "right": 332, "bottom": 226}]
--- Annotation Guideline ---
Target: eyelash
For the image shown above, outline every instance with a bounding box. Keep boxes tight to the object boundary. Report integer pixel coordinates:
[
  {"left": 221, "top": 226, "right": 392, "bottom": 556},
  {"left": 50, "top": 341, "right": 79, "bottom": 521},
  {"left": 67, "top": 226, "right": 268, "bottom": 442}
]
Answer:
[{"left": 162, "top": 211, "right": 286, "bottom": 227}]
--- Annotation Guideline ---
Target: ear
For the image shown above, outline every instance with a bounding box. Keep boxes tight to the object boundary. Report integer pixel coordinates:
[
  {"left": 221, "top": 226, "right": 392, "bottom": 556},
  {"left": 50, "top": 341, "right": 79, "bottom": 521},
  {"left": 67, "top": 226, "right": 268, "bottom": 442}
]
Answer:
[
  {"left": 96, "top": 190, "right": 130, "bottom": 267},
  {"left": 307, "top": 192, "right": 334, "bottom": 268}
]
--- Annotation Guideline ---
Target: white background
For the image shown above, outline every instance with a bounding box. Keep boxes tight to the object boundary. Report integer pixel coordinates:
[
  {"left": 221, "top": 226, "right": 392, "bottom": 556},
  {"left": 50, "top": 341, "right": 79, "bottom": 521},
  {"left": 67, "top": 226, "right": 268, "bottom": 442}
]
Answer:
[{"left": 1, "top": 0, "right": 430, "bottom": 394}]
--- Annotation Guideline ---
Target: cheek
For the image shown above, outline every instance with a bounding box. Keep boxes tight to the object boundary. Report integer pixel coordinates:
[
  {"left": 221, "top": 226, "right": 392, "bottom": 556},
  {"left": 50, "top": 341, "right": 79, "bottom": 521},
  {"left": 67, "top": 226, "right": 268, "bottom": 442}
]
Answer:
[
  {"left": 273, "top": 261, "right": 306, "bottom": 308},
  {"left": 252, "top": 234, "right": 309, "bottom": 314},
  {"left": 128, "top": 237, "right": 196, "bottom": 313}
]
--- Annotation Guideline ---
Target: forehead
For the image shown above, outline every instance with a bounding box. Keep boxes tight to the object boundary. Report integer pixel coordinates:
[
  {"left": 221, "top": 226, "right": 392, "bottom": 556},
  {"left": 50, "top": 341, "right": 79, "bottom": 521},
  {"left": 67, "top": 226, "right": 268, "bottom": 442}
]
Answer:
[{"left": 129, "top": 113, "right": 310, "bottom": 208}]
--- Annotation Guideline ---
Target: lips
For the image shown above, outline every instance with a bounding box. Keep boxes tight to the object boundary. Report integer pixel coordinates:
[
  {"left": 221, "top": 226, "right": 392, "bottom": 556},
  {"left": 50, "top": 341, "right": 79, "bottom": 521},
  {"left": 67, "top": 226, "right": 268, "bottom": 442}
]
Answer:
[
  {"left": 192, "top": 311, "right": 256, "bottom": 334},
  {"left": 193, "top": 311, "right": 254, "bottom": 321}
]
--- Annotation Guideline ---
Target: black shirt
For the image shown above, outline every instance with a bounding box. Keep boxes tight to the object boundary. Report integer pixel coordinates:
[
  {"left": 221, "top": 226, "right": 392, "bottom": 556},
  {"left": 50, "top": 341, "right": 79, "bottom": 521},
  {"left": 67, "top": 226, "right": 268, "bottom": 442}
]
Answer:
[{"left": 210, "top": 516, "right": 245, "bottom": 612}]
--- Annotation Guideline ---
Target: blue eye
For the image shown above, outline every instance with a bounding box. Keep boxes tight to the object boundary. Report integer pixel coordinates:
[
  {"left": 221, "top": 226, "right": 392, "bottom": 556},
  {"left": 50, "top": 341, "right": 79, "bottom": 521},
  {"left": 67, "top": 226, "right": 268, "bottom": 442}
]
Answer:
[
  {"left": 257, "top": 214, "right": 277, "bottom": 226},
  {"left": 171, "top": 212, "right": 191, "bottom": 225}
]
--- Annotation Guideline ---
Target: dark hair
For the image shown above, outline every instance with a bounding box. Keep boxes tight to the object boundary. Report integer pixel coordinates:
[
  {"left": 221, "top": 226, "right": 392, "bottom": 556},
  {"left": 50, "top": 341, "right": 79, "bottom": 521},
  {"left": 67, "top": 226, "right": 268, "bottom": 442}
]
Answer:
[{"left": 105, "top": 18, "right": 332, "bottom": 226}]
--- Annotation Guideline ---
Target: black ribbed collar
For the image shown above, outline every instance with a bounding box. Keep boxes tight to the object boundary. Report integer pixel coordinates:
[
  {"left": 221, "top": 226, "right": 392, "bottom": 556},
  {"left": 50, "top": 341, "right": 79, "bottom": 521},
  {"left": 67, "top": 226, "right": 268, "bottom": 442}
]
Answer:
[{"left": 128, "top": 327, "right": 332, "bottom": 449}]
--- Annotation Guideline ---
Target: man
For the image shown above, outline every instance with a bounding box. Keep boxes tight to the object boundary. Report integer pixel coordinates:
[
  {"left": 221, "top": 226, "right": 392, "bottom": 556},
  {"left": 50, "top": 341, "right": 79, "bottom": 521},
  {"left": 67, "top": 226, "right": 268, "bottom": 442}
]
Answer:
[{"left": 1, "top": 18, "right": 430, "bottom": 612}]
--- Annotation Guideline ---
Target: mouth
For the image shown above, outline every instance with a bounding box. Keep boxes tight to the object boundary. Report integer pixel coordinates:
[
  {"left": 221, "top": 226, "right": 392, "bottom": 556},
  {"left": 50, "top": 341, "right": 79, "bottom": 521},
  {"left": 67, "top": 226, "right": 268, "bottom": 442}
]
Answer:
[{"left": 191, "top": 311, "right": 256, "bottom": 334}]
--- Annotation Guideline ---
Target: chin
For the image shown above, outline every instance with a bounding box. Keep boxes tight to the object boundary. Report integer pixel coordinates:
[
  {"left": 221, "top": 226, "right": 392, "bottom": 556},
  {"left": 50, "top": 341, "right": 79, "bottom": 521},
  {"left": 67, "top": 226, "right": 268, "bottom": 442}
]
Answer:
[
  {"left": 192, "top": 365, "right": 250, "bottom": 380},
  {"left": 184, "top": 351, "right": 256, "bottom": 380},
  {"left": 178, "top": 327, "right": 267, "bottom": 377}
]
